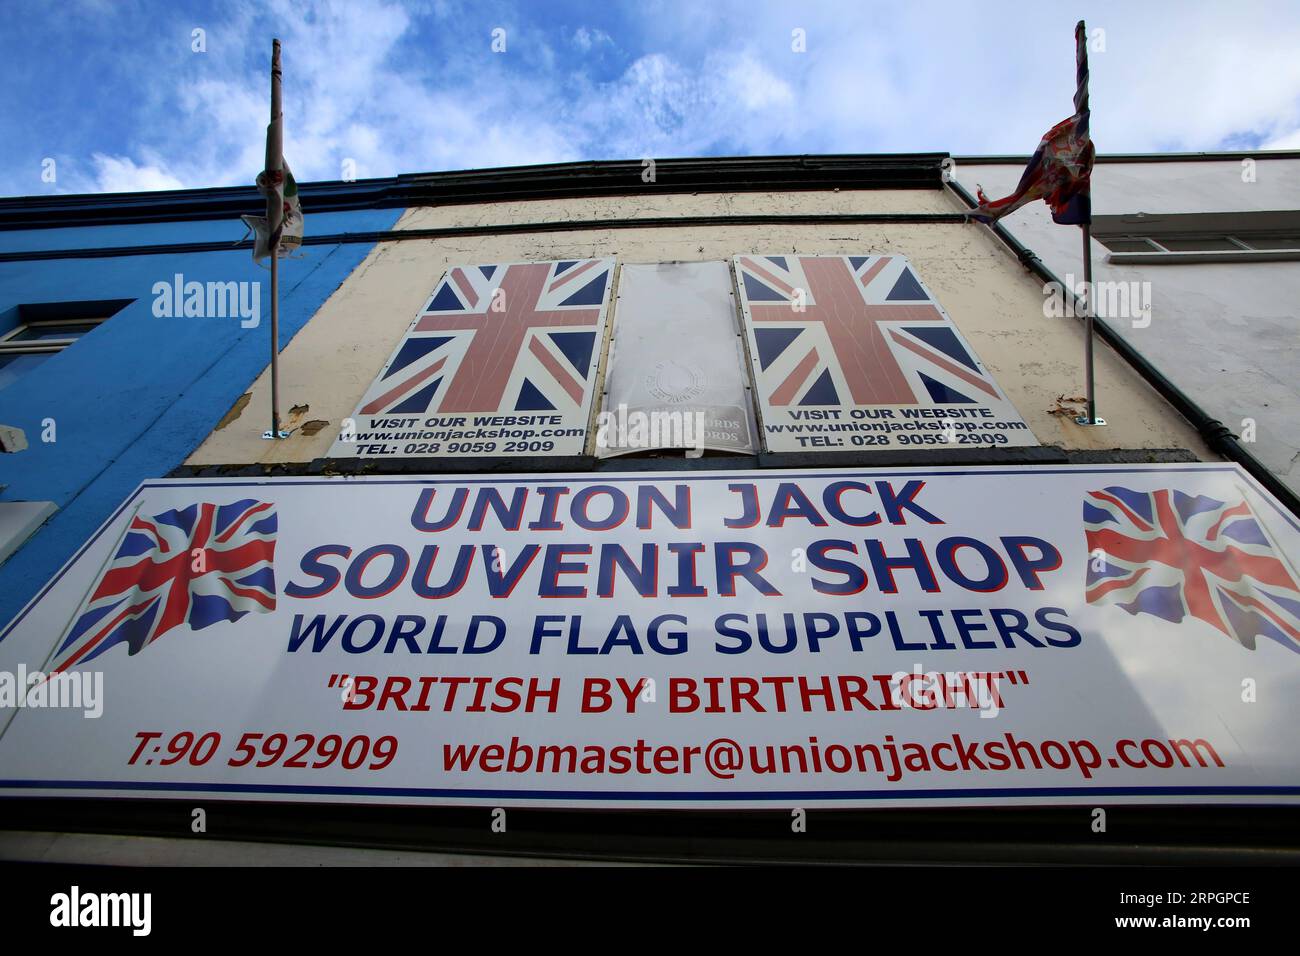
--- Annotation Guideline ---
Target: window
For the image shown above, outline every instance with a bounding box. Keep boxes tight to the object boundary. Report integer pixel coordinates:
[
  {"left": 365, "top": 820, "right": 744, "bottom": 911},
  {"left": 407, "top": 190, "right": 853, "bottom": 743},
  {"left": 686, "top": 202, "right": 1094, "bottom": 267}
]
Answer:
[
  {"left": 1149, "top": 236, "right": 1244, "bottom": 252},
  {"left": 1092, "top": 212, "right": 1300, "bottom": 262},
  {"left": 0, "top": 319, "right": 104, "bottom": 390},
  {"left": 1096, "top": 234, "right": 1300, "bottom": 254},
  {"left": 0, "top": 299, "right": 132, "bottom": 390},
  {"left": 1096, "top": 237, "right": 1161, "bottom": 253},
  {"left": 1237, "top": 234, "right": 1300, "bottom": 250},
  {"left": 0, "top": 501, "right": 57, "bottom": 567}
]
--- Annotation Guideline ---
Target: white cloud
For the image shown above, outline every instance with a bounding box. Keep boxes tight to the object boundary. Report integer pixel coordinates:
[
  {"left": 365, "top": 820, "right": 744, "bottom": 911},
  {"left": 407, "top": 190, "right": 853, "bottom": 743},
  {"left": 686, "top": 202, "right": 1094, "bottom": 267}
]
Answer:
[
  {"left": 571, "top": 49, "right": 798, "bottom": 158},
  {"left": 1262, "top": 129, "right": 1300, "bottom": 150},
  {"left": 34, "top": 0, "right": 1300, "bottom": 196},
  {"left": 715, "top": 1, "right": 1300, "bottom": 156},
  {"left": 572, "top": 27, "right": 612, "bottom": 52},
  {"left": 718, "top": 54, "right": 795, "bottom": 112},
  {"left": 89, "top": 153, "right": 187, "bottom": 192}
]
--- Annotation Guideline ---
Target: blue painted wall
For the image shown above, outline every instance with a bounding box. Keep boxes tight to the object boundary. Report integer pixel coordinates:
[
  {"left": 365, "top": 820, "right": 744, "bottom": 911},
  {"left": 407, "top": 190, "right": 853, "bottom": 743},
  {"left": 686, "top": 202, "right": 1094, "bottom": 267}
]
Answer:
[{"left": 0, "top": 208, "right": 401, "bottom": 629}]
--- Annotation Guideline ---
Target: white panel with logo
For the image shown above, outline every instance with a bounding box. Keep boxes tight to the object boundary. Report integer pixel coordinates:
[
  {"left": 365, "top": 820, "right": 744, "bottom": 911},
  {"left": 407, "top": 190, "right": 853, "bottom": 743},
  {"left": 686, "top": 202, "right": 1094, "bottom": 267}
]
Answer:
[{"left": 596, "top": 261, "right": 757, "bottom": 457}]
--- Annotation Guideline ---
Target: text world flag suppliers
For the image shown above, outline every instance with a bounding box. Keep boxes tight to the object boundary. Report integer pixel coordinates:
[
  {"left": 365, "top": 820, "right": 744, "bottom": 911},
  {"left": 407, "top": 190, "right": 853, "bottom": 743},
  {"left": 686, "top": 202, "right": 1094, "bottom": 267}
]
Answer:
[
  {"left": 329, "top": 258, "right": 614, "bottom": 459},
  {"left": 735, "top": 254, "right": 1038, "bottom": 453},
  {"left": 0, "top": 464, "right": 1297, "bottom": 809}
]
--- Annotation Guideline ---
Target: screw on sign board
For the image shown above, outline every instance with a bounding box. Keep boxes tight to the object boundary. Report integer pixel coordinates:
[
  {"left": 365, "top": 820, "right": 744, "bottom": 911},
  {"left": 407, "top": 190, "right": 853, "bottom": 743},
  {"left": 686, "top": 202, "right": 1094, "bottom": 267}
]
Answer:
[
  {"left": 329, "top": 258, "right": 614, "bottom": 459},
  {"left": 734, "top": 254, "right": 1039, "bottom": 453},
  {"left": 0, "top": 464, "right": 1297, "bottom": 808}
]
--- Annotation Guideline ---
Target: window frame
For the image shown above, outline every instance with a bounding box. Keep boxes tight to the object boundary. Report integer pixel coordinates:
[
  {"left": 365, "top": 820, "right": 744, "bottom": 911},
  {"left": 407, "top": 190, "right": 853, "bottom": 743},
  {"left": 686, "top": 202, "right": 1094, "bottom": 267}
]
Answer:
[
  {"left": 1101, "top": 238, "right": 1300, "bottom": 263},
  {"left": 0, "top": 317, "right": 107, "bottom": 351},
  {"left": 0, "top": 298, "right": 133, "bottom": 385},
  {"left": 1094, "top": 222, "right": 1300, "bottom": 263}
]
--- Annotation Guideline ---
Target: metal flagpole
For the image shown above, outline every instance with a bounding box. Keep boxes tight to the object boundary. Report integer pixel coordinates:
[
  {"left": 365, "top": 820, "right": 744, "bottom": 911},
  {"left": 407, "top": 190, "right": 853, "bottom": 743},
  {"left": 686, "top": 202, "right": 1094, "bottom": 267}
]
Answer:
[
  {"left": 267, "top": 39, "right": 284, "bottom": 439},
  {"left": 271, "top": 247, "right": 280, "bottom": 436},
  {"left": 1078, "top": 221, "right": 1102, "bottom": 425},
  {"left": 1072, "top": 20, "right": 1104, "bottom": 427}
]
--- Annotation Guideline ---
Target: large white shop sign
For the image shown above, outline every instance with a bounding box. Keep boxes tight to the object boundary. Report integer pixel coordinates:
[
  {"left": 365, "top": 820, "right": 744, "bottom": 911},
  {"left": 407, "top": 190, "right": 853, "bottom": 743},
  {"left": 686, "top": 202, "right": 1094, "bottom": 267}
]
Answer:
[{"left": 1, "top": 464, "right": 1297, "bottom": 808}]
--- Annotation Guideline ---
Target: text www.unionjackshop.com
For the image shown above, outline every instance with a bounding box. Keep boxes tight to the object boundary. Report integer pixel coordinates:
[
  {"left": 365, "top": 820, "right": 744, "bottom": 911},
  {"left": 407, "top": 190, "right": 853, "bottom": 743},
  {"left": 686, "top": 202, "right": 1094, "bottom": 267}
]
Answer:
[{"left": 441, "top": 734, "right": 1223, "bottom": 780}]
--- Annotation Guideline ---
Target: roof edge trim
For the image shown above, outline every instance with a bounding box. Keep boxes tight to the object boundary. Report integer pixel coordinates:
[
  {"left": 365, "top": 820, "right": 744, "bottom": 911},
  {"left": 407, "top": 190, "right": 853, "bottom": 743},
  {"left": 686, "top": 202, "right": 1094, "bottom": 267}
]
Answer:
[{"left": 0, "top": 153, "right": 951, "bottom": 231}]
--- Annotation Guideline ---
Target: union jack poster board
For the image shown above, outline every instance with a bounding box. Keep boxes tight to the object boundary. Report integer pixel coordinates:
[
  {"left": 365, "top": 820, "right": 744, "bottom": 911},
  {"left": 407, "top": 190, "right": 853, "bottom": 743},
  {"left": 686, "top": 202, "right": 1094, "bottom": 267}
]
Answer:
[
  {"left": 734, "top": 254, "right": 1038, "bottom": 453},
  {"left": 328, "top": 258, "right": 614, "bottom": 459},
  {"left": 2, "top": 463, "right": 1299, "bottom": 809}
]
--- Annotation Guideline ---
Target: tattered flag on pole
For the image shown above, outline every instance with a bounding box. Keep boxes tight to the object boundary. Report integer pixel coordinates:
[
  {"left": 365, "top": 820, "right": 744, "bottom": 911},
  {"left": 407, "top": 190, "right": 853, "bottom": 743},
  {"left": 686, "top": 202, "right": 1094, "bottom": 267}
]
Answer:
[
  {"left": 241, "top": 162, "right": 302, "bottom": 262},
  {"left": 965, "top": 21, "right": 1095, "bottom": 226},
  {"left": 240, "top": 41, "right": 303, "bottom": 262}
]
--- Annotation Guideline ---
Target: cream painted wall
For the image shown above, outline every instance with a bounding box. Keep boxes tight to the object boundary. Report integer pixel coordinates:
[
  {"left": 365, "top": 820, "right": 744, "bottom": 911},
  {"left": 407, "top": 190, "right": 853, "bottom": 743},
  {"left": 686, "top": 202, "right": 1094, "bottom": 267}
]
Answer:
[
  {"left": 187, "top": 188, "right": 1213, "bottom": 465},
  {"left": 388, "top": 188, "right": 957, "bottom": 228}
]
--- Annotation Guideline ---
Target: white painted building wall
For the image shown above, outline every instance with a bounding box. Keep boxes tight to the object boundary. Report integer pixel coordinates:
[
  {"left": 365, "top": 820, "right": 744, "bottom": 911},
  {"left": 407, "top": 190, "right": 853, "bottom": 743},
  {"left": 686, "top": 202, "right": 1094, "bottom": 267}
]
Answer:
[{"left": 953, "top": 154, "right": 1300, "bottom": 494}]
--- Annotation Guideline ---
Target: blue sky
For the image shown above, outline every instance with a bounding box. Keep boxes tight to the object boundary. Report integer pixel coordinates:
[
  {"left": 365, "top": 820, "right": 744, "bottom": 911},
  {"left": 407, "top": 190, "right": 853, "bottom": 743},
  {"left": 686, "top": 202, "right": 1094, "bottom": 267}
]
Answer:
[{"left": 3, "top": 0, "right": 1299, "bottom": 196}]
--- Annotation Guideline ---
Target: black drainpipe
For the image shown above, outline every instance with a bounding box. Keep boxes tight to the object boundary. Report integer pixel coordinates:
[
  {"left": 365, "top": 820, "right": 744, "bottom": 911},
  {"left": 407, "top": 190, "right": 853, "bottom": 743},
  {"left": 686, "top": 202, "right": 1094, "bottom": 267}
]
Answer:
[{"left": 945, "top": 179, "right": 1300, "bottom": 518}]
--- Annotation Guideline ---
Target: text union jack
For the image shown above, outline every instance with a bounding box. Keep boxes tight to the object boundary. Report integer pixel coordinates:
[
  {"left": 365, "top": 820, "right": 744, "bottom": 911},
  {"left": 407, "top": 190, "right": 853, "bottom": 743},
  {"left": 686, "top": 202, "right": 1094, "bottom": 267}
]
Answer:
[
  {"left": 1083, "top": 486, "right": 1300, "bottom": 652},
  {"left": 50, "top": 500, "right": 277, "bottom": 673}
]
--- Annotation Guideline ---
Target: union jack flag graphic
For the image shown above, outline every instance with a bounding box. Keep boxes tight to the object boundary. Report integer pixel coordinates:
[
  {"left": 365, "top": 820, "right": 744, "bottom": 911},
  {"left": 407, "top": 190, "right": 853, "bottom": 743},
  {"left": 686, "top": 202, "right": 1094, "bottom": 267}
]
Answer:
[
  {"left": 49, "top": 500, "right": 277, "bottom": 674},
  {"left": 1083, "top": 486, "right": 1300, "bottom": 653},
  {"left": 353, "top": 258, "right": 613, "bottom": 416},
  {"left": 735, "top": 254, "right": 1011, "bottom": 408}
]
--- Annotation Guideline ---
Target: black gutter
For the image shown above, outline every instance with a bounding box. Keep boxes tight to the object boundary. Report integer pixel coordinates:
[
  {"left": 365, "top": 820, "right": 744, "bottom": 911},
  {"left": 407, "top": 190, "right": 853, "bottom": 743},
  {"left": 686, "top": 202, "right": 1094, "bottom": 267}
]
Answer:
[
  {"left": 0, "top": 212, "right": 967, "bottom": 263},
  {"left": 945, "top": 179, "right": 1300, "bottom": 517},
  {"left": 956, "top": 149, "right": 1300, "bottom": 165},
  {"left": 0, "top": 153, "right": 949, "bottom": 231}
]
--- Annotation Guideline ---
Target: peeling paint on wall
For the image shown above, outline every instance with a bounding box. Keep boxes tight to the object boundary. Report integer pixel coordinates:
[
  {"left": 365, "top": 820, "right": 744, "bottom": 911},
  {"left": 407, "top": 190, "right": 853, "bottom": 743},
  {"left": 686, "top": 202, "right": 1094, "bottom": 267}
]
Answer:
[{"left": 214, "top": 393, "right": 252, "bottom": 431}]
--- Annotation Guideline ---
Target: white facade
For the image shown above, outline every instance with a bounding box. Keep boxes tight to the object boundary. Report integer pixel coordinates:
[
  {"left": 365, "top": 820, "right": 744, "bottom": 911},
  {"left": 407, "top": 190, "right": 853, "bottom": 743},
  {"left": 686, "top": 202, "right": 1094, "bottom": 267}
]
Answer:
[{"left": 953, "top": 153, "right": 1300, "bottom": 495}]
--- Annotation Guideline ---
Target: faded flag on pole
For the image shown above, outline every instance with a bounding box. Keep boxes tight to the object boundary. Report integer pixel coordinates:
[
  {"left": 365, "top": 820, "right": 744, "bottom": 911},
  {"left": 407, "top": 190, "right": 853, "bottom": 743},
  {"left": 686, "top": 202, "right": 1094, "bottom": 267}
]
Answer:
[
  {"left": 241, "top": 162, "right": 302, "bottom": 262},
  {"left": 964, "top": 21, "right": 1094, "bottom": 226},
  {"left": 240, "top": 40, "right": 302, "bottom": 262}
]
